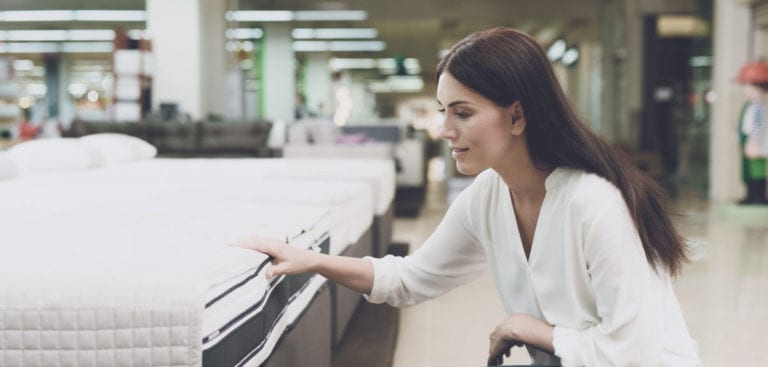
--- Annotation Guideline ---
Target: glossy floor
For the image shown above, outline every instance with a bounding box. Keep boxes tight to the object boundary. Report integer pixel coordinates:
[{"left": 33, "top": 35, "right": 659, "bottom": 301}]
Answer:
[{"left": 389, "top": 180, "right": 768, "bottom": 366}]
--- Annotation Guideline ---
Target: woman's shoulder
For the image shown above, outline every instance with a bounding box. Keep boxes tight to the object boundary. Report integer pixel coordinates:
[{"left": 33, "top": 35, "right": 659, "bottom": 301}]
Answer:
[{"left": 555, "top": 168, "right": 623, "bottom": 212}]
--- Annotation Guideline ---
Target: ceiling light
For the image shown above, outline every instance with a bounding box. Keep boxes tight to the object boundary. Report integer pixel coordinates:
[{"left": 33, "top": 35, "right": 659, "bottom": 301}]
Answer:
[
  {"left": 292, "top": 28, "right": 378, "bottom": 39},
  {"left": 0, "top": 29, "right": 115, "bottom": 41},
  {"left": 0, "top": 10, "right": 145, "bottom": 22},
  {"left": 330, "top": 57, "right": 422, "bottom": 74},
  {"left": 293, "top": 41, "right": 385, "bottom": 52},
  {"left": 1, "top": 30, "right": 68, "bottom": 41},
  {"left": 329, "top": 41, "right": 385, "bottom": 52},
  {"left": 226, "top": 10, "right": 367, "bottom": 22},
  {"left": 0, "top": 42, "right": 58, "bottom": 53},
  {"left": 74, "top": 10, "right": 146, "bottom": 22},
  {"left": 368, "top": 75, "right": 424, "bottom": 93},
  {"left": 547, "top": 39, "right": 566, "bottom": 62},
  {"left": 226, "top": 28, "right": 264, "bottom": 40},
  {"left": 227, "top": 10, "right": 293, "bottom": 22},
  {"left": 68, "top": 30, "right": 115, "bottom": 41},
  {"left": 0, "top": 42, "right": 112, "bottom": 54},
  {"left": 561, "top": 47, "right": 579, "bottom": 66},
  {"left": 330, "top": 58, "right": 378, "bottom": 70},
  {"left": 293, "top": 11, "right": 367, "bottom": 21},
  {"left": 0, "top": 10, "right": 75, "bottom": 22}
]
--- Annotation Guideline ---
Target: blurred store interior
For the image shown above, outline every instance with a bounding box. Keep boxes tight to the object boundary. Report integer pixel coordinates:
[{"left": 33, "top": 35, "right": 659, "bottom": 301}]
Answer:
[{"left": 1, "top": 0, "right": 768, "bottom": 365}]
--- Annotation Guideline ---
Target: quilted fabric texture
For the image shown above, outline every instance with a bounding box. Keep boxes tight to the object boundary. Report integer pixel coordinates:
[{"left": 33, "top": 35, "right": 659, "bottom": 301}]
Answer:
[{"left": 0, "top": 289, "right": 202, "bottom": 367}]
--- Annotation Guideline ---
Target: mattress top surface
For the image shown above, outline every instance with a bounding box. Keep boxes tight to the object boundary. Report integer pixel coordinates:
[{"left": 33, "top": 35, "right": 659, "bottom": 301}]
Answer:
[{"left": 0, "top": 199, "right": 330, "bottom": 294}]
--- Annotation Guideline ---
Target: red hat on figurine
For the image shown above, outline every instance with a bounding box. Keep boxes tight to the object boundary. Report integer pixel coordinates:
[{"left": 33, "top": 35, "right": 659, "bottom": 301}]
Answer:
[{"left": 737, "top": 62, "right": 768, "bottom": 84}]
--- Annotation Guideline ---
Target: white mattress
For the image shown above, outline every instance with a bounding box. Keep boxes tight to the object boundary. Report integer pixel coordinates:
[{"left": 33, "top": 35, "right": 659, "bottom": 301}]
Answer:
[
  {"left": 281, "top": 142, "right": 395, "bottom": 161},
  {"left": 0, "top": 199, "right": 331, "bottom": 367},
  {"left": 78, "top": 157, "right": 396, "bottom": 215},
  {"left": 3, "top": 161, "right": 375, "bottom": 256}
]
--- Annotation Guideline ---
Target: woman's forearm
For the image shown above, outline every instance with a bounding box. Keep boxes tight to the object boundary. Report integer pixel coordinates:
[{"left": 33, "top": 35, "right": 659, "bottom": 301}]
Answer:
[
  {"left": 511, "top": 314, "right": 554, "bottom": 353},
  {"left": 309, "top": 253, "right": 374, "bottom": 294}
]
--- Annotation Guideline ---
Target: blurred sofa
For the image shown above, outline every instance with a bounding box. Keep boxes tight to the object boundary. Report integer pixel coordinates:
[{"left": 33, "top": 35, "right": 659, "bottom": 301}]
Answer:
[{"left": 65, "top": 119, "right": 274, "bottom": 157}]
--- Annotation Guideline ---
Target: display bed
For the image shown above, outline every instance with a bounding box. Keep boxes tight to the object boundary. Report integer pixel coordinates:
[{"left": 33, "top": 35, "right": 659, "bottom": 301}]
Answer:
[
  {"left": 0, "top": 156, "right": 399, "bottom": 366},
  {"left": 0, "top": 197, "right": 332, "bottom": 367}
]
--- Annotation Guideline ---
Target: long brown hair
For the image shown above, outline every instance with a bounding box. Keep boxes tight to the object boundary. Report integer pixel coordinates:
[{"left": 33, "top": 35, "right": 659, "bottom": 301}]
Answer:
[{"left": 437, "top": 27, "right": 688, "bottom": 276}]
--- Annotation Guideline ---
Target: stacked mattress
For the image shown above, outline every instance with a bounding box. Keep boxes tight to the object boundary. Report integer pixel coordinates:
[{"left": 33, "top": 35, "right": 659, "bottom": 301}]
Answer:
[
  {"left": 90, "top": 157, "right": 397, "bottom": 256},
  {"left": 60, "top": 157, "right": 396, "bottom": 344},
  {"left": 0, "top": 199, "right": 331, "bottom": 367},
  {"left": 0, "top": 154, "right": 399, "bottom": 365}
]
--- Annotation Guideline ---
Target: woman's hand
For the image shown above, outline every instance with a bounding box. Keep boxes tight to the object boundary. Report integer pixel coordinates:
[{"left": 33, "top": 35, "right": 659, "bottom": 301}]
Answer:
[
  {"left": 487, "top": 314, "right": 555, "bottom": 366},
  {"left": 231, "top": 236, "right": 319, "bottom": 280},
  {"left": 488, "top": 315, "right": 524, "bottom": 366},
  {"left": 488, "top": 325, "right": 522, "bottom": 366}
]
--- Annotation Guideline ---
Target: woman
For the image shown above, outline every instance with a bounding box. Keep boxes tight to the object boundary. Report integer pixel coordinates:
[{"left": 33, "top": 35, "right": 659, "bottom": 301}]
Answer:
[{"left": 234, "top": 28, "right": 701, "bottom": 366}]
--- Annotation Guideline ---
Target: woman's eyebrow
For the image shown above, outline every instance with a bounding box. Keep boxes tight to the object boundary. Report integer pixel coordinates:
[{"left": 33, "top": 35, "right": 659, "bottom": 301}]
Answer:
[{"left": 437, "top": 100, "right": 471, "bottom": 107}]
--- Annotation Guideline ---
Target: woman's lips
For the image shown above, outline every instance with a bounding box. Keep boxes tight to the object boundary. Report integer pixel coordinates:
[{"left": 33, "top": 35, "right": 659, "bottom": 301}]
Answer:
[{"left": 451, "top": 147, "right": 469, "bottom": 158}]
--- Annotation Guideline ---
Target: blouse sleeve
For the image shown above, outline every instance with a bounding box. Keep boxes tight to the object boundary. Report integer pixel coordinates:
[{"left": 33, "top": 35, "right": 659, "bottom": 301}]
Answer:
[
  {"left": 364, "top": 180, "right": 488, "bottom": 307},
  {"left": 552, "top": 193, "right": 665, "bottom": 366}
]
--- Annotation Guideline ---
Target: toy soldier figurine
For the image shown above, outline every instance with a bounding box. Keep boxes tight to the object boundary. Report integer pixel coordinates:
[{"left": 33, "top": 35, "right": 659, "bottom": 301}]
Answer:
[{"left": 736, "top": 62, "right": 768, "bottom": 204}]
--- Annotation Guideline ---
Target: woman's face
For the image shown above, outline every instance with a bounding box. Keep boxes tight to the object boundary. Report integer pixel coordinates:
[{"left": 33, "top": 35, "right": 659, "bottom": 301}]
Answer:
[{"left": 437, "top": 72, "right": 519, "bottom": 175}]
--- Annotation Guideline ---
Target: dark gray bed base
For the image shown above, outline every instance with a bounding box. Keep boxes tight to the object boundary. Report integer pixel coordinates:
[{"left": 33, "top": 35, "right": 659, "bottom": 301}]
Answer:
[
  {"left": 372, "top": 202, "right": 394, "bottom": 258},
  {"left": 202, "top": 237, "right": 330, "bottom": 367},
  {"left": 331, "top": 226, "right": 374, "bottom": 347},
  {"left": 263, "top": 285, "right": 332, "bottom": 367}
]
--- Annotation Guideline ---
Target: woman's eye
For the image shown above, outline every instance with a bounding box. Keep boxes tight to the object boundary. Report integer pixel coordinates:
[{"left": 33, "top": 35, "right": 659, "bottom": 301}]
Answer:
[
  {"left": 455, "top": 111, "right": 470, "bottom": 119},
  {"left": 438, "top": 108, "right": 446, "bottom": 114}
]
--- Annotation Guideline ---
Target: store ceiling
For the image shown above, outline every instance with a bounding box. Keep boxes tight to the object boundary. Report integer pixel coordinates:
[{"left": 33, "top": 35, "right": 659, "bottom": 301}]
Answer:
[{"left": 1, "top": 0, "right": 601, "bottom": 80}]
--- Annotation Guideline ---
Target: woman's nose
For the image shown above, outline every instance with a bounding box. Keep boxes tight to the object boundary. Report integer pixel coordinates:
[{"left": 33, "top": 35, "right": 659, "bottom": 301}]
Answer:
[{"left": 439, "top": 120, "right": 456, "bottom": 141}]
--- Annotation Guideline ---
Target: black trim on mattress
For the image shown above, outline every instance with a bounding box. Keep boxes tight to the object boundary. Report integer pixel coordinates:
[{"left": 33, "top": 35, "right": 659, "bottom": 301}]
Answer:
[
  {"left": 236, "top": 275, "right": 326, "bottom": 367},
  {"left": 202, "top": 279, "right": 289, "bottom": 366},
  {"left": 201, "top": 235, "right": 331, "bottom": 366},
  {"left": 205, "top": 258, "right": 272, "bottom": 308},
  {"left": 205, "top": 231, "right": 329, "bottom": 309}
]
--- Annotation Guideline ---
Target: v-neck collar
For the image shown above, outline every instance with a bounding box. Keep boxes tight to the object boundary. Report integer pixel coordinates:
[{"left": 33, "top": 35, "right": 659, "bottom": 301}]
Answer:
[{"left": 503, "top": 167, "right": 564, "bottom": 266}]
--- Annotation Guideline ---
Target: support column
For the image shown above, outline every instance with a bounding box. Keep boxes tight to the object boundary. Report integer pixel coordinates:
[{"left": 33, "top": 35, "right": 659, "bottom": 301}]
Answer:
[
  {"left": 262, "top": 23, "right": 295, "bottom": 123},
  {"left": 710, "top": 0, "right": 751, "bottom": 202},
  {"left": 147, "top": 0, "right": 228, "bottom": 121},
  {"left": 57, "top": 57, "right": 76, "bottom": 126},
  {"left": 623, "top": 0, "right": 644, "bottom": 149},
  {"left": 43, "top": 56, "right": 60, "bottom": 119},
  {"left": 201, "top": 0, "right": 228, "bottom": 120},
  {"left": 597, "top": 0, "right": 624, "bottom": 143},
  {"left": 304, "top": 53, "right": 331, "bottom": 118}
]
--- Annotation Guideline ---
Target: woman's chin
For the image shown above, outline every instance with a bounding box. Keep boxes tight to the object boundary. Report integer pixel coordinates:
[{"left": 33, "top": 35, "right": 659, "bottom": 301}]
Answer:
[{"left": 456, "top": 162, "right": 482, "bottom": 176}]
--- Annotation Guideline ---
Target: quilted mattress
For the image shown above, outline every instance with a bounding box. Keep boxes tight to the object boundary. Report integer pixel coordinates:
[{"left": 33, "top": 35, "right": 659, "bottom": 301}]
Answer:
[
  {"left": 87, "top": 158, "right": 397, "bottom": 215},
  {"left": 0, "top": 199, "right": 331, "bottom": 367},
  {"left": 15, "top": 159, "right": 377, "bottom": 256}
]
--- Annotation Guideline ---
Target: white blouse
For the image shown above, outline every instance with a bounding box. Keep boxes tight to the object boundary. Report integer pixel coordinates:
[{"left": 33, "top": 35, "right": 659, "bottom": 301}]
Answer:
[{"left": 365, "top": 168, "right": 701, "bottom": 366}]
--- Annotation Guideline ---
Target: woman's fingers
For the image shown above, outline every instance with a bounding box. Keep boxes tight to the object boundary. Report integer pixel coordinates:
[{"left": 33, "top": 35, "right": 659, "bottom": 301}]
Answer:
[
  {"left": 231, "top": 236, "right": 316, "bottom": 279},
  {"left": 230, "top": 236, "right": 279, "bottom": 254},
  {"left": 266, "top": 262, "right": 290, "bottom": 280},
  {"left": 487, "top": 353, "right": 504, "bottom": 366},
  {"left": 487, "top": 339, "right": 508, "bottom": 366}
]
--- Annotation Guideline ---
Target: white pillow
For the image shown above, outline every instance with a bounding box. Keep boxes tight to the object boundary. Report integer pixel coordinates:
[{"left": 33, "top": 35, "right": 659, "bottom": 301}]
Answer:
[
  {"left": 0, "top": 153, "right": 21, "bottom": 180},
  {"left": 6, "top": 138, "right": 102, "bottom": 172},
  {"left": 79, "top": 133, "right": 157, "bottom": 163}
]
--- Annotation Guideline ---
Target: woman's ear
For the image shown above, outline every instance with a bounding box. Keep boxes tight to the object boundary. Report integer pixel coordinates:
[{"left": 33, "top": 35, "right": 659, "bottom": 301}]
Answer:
[{"left": 507, "top": 101, "right": 526, "bottom": 135}]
